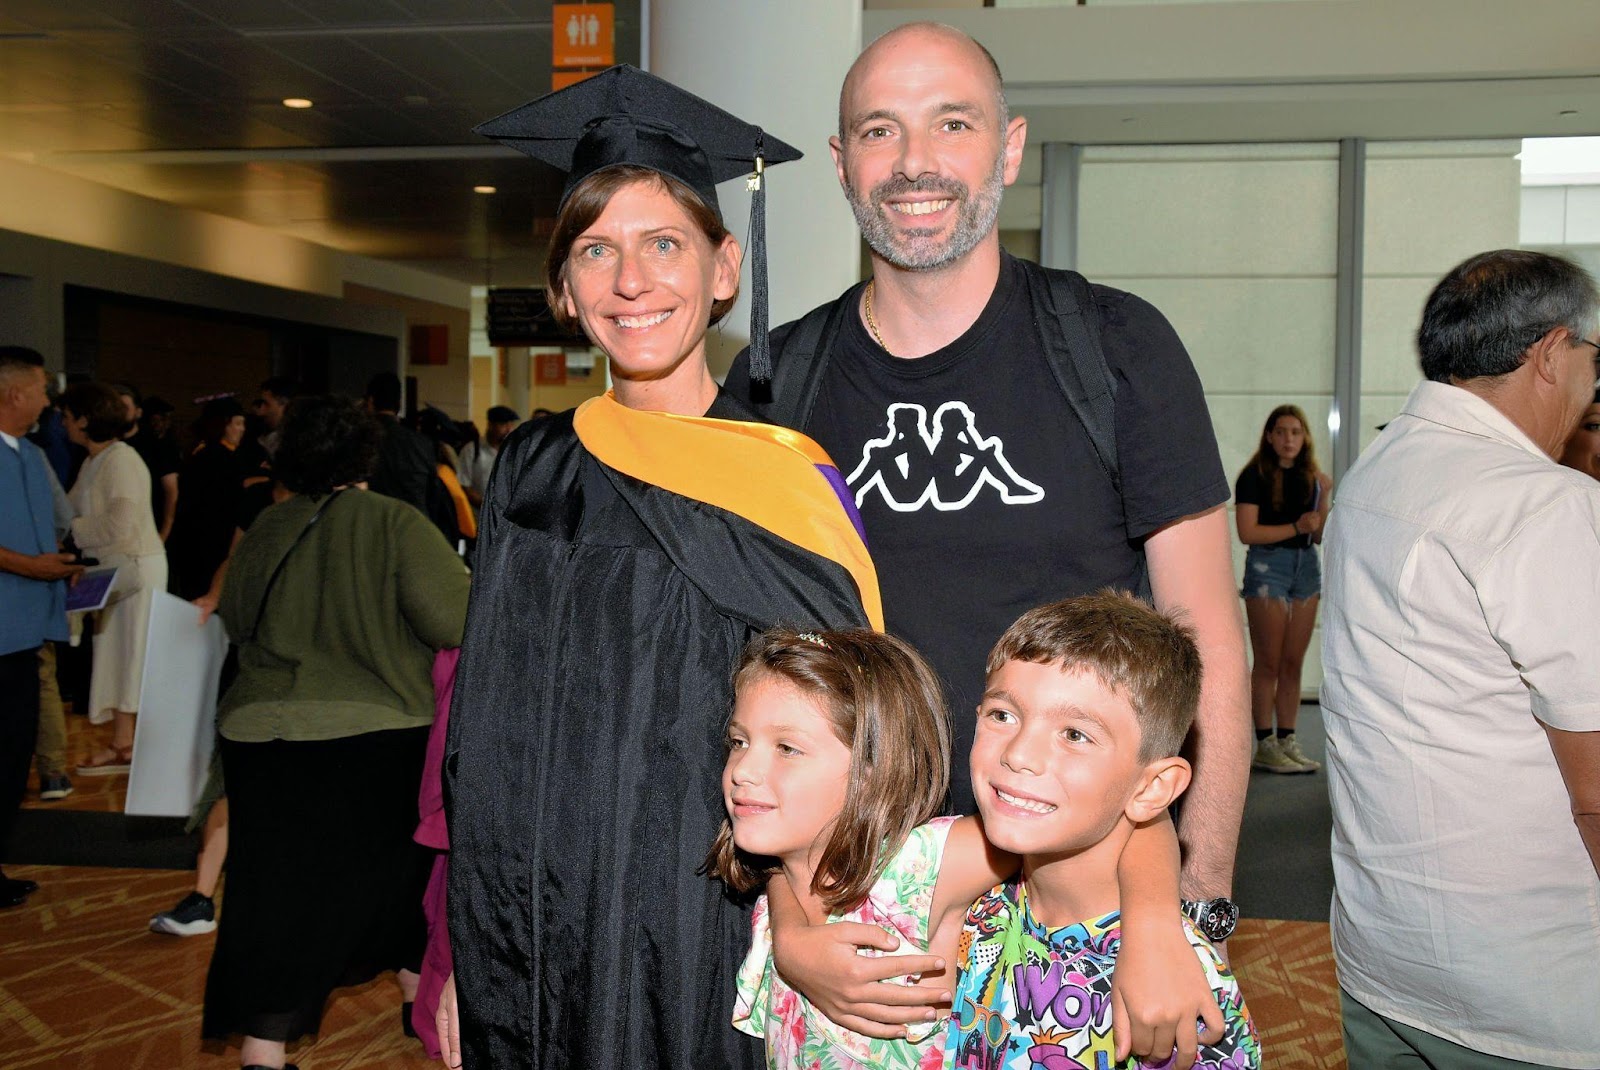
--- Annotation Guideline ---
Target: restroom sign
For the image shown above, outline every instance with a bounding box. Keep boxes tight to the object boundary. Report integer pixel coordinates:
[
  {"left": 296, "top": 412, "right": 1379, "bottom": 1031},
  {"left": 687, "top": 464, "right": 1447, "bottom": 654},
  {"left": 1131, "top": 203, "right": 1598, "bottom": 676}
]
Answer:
[{"left": 552, "top": 4, "right": 614, "bottom": 69}]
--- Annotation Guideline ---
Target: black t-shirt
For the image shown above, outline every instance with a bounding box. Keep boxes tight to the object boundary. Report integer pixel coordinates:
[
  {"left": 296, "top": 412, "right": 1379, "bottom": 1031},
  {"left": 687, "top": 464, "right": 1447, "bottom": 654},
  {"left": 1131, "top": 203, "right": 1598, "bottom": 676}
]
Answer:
[
  {"left": 1233, "top": 464, "right": 1317, "bottom": 549},
  {"left": 128, "top": 430, "right": 180, "bottom": 527},
  {"left": 805, "top": 253, "right": 1228, "bottom": 813}
]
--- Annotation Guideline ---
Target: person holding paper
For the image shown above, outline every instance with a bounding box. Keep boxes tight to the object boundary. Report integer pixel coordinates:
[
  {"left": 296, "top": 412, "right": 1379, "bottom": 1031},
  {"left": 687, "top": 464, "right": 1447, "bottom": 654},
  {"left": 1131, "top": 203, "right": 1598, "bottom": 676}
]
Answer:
[
  {"left": 60, "top": 381, "right": 166, "bottom": 777},
  {"left": 0, "top": 346, "right": 81, "bottom": 908}
]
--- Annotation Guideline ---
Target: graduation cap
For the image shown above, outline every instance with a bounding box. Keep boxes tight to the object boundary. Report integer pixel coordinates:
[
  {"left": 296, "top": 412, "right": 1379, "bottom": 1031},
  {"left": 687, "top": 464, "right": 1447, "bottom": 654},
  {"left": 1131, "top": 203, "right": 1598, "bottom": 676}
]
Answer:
[{"left": 476, "top": 65, "right": 802, "bottom": 383}]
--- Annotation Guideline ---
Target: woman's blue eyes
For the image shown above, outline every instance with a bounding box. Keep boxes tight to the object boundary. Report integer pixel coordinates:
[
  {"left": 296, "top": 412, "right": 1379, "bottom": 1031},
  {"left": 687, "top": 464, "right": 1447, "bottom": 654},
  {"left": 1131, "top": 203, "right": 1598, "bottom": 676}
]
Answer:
[{"left": 579, "top": 238, "right": 676, "bottom": 258}]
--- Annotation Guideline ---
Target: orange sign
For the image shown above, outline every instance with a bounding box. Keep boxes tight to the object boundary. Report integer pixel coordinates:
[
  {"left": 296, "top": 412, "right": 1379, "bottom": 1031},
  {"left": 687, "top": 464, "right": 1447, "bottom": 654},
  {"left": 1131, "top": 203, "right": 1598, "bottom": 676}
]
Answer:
[
  {"left": 552, "top": 4, "right": 614, "bottom": 69},
  {"left": 552, "top": 69, "right": 601, "bottom": 91},
  {"left": 535, "top": 351, "right": 567, "bottom": 386}
]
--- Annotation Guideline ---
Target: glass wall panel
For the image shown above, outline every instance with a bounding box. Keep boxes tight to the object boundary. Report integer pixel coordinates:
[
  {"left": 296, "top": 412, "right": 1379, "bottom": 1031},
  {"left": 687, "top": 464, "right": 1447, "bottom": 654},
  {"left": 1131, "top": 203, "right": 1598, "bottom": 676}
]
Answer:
[
  {"left": 1359, "top": 141, "right": 1522, "bottom": 453},
  {"left": 1077, "top": 142, "right": 1340, "bottom": 689},
  {"left": 1520, "top": 138, "right": 1600, "bottom": 289}
]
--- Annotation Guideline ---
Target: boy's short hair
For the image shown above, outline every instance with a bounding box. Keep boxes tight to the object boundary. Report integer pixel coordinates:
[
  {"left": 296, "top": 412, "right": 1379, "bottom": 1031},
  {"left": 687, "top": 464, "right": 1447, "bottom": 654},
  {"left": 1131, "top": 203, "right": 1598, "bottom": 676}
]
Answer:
[{"left": 987, "top": 591, "right": 1201, "bottom": 762}]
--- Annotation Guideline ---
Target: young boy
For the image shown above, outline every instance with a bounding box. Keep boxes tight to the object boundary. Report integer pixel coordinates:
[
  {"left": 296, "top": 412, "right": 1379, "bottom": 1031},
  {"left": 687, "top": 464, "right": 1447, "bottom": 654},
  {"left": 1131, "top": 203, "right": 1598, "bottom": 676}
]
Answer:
[{"left": 945, "top": 591, "right": 1261, "bottom": 1070}]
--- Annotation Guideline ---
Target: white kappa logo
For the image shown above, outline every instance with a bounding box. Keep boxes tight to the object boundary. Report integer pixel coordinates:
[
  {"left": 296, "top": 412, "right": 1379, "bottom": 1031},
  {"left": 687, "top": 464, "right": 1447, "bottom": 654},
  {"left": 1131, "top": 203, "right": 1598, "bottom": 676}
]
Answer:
[{"left": 845, "top": 402, "right": 1045, "bottom": 512}]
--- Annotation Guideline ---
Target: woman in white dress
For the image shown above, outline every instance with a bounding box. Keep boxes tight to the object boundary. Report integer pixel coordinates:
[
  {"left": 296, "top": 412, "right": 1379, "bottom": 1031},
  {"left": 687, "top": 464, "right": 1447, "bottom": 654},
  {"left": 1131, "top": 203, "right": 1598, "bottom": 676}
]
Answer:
[{"left": 60, "top": 382, "right": 167, "bottom": 775}]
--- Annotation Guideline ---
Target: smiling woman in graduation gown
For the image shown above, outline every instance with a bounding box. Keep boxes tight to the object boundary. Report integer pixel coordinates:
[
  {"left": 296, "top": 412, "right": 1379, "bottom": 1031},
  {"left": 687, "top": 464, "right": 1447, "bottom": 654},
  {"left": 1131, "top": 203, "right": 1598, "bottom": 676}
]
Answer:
[{"left": 443, "top": 68, "right": 882, "bottom": 1070}]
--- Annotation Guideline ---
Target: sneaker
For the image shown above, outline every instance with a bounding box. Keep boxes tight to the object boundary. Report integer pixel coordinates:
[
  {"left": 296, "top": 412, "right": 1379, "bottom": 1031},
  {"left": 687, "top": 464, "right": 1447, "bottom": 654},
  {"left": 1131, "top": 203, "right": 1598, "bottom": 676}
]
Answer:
[
  {"left": 38, "top": 775, "right": 74, "bottom": 801},
  {"left": 1279, "top": 733, "right": 1321, "bottom": 772},
  {"left": 149, "top": 891, "right": 217, "bottom": 936},
  {"left": 1253, "top": 735, "right": 1314, "bottom": 774}
]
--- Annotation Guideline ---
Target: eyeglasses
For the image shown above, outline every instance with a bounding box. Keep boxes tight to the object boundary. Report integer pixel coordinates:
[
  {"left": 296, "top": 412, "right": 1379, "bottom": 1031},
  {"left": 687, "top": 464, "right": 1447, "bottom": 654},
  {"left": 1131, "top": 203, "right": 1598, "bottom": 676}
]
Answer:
[{"left": 1578, "top": 337, "right": 1600, "bottom": 382}]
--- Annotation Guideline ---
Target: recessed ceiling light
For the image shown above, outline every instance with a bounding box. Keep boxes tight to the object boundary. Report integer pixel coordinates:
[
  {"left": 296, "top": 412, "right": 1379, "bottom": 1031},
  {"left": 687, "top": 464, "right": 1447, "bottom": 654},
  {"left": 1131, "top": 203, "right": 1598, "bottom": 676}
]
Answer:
[
  {"left": 282, "top": 97, "right": 314, "bottom": 109},
  {"left": 473, "top": 185, "right": 497, "bottom": 194}
]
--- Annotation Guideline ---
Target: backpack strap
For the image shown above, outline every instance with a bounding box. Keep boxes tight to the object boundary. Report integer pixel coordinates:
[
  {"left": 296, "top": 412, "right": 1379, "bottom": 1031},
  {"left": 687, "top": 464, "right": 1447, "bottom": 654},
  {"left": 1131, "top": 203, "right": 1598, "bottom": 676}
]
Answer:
[
  {"left": 752, "top": 289, "right": 854, "bottom": 428},
  {"left": 1026, "top": 263, "right": 1122, "bottom": 497},
  {"left": 1026, "top": 263, "right": 1153, "bottom": 601}
]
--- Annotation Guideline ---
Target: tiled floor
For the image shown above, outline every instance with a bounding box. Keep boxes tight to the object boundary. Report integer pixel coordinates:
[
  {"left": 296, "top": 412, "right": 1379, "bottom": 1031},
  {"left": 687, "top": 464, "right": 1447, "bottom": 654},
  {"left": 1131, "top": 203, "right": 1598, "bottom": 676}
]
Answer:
[{"left": 0, "top": 864, "right": 1346, "bottom": 1069}]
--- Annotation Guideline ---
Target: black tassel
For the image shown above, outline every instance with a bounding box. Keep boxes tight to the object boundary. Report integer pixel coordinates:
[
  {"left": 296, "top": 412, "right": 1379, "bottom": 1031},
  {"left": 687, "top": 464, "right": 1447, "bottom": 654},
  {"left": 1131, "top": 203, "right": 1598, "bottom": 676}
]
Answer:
[{"left": 748, "top": 135, "right": 772, "bottom": 385}]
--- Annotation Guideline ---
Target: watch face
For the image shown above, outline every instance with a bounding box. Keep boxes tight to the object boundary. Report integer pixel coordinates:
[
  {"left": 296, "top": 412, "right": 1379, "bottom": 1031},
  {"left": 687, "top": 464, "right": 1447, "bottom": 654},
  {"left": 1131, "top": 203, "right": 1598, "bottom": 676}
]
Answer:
[
  {"left": 1184, "top": 897, "right": 1238, "bottom": 941},
  {"left": 1202, "top": 899, "right": 1239, "bottom": 940}
]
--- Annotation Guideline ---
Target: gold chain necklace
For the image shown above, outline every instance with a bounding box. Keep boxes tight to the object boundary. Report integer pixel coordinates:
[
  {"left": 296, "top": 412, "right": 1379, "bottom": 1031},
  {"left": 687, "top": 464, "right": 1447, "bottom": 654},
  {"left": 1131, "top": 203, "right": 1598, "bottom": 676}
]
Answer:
[{"left": 863, "top": 278, "right": 893, "bottom": 356}]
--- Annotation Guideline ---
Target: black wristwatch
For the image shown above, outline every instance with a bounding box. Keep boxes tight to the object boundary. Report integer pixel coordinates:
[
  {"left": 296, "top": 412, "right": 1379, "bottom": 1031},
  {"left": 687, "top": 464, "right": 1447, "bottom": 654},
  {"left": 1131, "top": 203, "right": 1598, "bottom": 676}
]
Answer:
[{"left": 1181, "top": 897, "right": 1239, "bottom": 942}]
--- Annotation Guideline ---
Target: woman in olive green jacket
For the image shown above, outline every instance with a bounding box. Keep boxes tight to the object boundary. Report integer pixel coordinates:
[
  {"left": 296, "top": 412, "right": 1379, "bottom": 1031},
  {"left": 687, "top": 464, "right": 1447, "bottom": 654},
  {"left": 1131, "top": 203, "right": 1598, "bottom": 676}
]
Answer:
[{"left": 201, "top": 395, "right": 470, "bottom": 1070}]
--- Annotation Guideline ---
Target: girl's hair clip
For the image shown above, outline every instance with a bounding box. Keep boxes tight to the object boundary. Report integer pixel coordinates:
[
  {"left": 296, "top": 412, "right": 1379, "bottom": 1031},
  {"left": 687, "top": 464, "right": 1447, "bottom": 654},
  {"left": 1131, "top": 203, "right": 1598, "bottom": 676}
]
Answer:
[{"left": 796, "top": 632, "right": 829, "bottom": 648}]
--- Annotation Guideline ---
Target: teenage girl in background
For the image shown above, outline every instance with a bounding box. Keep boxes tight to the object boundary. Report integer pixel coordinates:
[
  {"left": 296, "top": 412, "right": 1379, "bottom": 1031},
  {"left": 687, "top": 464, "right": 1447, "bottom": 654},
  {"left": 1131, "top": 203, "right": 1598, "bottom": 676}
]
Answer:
[{"left": 1234, "top": 405, "right": 1332, "bottom": 775}]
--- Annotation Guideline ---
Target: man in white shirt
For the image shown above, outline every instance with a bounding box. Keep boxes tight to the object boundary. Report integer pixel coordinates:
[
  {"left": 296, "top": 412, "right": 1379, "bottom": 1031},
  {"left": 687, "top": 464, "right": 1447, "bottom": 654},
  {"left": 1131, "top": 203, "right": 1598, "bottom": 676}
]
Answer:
[
  {"left": 1321, "top": 249, "right": 1600, "bottom": 1069},
  {"left": 458, "top": 405, "right": 519, "bottom": 510}
]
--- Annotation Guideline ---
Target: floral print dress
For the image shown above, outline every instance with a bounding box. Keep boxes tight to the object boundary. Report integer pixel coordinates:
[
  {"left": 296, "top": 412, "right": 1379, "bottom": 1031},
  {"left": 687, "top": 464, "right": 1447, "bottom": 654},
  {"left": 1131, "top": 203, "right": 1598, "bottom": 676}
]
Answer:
[{"left": 733, "top": 816, "right": 959, "bottom": 1070}]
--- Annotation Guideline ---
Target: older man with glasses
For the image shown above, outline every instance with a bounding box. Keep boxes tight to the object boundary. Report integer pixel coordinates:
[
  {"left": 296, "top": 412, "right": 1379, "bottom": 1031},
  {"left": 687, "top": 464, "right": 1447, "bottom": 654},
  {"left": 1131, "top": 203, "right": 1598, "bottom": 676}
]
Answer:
[{"left": 1321, "top": 249, "right": 1600, "bottom": 1069}]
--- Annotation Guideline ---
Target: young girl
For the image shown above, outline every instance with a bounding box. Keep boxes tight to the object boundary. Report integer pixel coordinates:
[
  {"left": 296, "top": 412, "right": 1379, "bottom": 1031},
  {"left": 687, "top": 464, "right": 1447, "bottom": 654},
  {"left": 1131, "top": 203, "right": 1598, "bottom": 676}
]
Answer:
[
  {"left": 709, "top": 628, "right": 1209, "bottom": 1070},
  {"left": 1234, "top": 404, "right": 1334, "bottom": 775}
]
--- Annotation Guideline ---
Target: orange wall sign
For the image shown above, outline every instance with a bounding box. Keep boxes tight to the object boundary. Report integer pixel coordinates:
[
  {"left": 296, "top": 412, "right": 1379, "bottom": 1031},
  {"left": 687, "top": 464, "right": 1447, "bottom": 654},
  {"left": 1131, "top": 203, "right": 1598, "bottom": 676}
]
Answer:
[
  {"left": 552, "top": 4, "right": 614, "bottom": 69},
  {"left": 534, "top": 351, "right": 567, "bottom": 386}
]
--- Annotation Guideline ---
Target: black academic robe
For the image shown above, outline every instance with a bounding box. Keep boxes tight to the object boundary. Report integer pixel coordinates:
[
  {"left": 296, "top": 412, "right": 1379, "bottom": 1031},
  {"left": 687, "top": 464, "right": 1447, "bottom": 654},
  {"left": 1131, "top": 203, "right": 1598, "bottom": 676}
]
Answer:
[{"left": 445, "top": 391, "right": 879, "bottom": 1070}]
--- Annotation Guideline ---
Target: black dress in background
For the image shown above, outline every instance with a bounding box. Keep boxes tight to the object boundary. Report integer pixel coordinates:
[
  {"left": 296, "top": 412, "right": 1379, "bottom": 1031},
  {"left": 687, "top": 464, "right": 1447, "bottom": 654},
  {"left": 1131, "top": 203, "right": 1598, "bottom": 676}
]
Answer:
[{"left": 167, "top": 441, "right": 250, "bottom": 598}]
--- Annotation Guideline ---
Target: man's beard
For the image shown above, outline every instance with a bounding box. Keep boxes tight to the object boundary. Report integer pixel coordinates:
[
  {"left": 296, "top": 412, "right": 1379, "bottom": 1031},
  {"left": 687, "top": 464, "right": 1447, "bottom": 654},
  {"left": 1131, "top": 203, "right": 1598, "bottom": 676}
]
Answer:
[{"left": 844, "top": 147, "right": 1006, "bottom": 271}]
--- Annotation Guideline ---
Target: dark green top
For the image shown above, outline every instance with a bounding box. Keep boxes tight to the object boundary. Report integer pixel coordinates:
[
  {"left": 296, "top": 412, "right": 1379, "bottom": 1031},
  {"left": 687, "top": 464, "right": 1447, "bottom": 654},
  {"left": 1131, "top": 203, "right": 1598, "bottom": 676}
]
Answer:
[{"left": 217, "top": 489, "right": 470, "bottom": 743}]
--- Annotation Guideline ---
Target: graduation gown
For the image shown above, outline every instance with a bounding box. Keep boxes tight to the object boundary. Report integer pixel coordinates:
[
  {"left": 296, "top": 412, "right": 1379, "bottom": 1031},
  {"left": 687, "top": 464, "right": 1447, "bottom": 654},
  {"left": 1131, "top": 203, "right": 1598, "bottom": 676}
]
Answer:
[{"left": 445, "top": 391, "right": 882, "bottom": 1070}]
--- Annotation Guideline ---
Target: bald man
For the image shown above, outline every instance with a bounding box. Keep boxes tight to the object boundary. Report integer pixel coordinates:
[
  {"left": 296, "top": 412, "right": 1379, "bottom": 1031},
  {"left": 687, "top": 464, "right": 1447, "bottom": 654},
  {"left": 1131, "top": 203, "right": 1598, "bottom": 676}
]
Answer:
[{"left": 727, "top": 22, "right": 1250, "bottom": 1049}]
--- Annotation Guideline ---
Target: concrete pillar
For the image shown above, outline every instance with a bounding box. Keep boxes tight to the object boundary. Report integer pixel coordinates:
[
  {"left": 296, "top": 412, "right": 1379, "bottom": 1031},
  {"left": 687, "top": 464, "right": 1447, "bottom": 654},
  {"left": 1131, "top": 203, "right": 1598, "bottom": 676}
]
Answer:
[{"left": 649, "top": 0, "right": 863, "bottom": 377}]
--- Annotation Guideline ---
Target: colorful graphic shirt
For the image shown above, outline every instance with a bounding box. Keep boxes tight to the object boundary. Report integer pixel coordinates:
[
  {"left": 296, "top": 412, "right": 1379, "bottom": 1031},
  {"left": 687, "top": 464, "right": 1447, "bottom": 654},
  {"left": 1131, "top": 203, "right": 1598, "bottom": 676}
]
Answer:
[
  {"left": 734, "top": 816, "right": 959, "bottom": 1070},
  {"left": 943, "top": 881, "right": 1260, "bottom": 1070}
]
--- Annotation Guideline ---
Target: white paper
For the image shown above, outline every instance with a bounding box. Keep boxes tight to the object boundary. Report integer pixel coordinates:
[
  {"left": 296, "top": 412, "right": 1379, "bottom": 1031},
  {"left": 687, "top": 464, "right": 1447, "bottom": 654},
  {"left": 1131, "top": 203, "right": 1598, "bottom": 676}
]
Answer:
[{"left": 125, "top": 591, "right": 227, "bottom": 818}]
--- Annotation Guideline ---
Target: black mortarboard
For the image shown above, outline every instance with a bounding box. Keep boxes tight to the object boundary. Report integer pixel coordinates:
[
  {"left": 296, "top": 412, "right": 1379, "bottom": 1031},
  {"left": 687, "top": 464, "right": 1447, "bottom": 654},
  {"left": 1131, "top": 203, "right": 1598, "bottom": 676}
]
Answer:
[{"left": 476, "top": 65, "right": 802, "bottom": 383}]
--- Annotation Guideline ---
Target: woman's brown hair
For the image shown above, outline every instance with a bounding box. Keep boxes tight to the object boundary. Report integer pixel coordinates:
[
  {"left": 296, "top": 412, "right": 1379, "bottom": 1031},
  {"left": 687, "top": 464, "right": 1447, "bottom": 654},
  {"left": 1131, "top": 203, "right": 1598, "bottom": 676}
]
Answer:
[
  {"left": 545, "top": 164, "right": 739, "bottom": 334},
  {"left": 1246, "top": 403, "right": 1319, "bottom": 512},
  {"left": 58, "top": 381, "right": 131, "bottom": 443},
  {"left": 705, "top": 628, "right": 951, "bottom": 915}
]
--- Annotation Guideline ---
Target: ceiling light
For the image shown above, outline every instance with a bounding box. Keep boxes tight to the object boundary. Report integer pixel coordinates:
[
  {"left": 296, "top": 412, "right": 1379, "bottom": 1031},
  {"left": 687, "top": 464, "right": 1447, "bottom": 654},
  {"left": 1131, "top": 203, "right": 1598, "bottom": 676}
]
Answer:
[
  {"left": 282, "top": 98, "right": 314, "bottom": 109},
  {"left": 473, "top": 185, "right": 497, "bottom": 194}
]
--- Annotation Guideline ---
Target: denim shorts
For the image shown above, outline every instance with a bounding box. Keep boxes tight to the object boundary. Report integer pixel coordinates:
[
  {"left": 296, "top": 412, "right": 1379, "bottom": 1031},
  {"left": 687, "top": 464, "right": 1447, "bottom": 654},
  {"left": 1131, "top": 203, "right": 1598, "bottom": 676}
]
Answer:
[{"left": 1242, "top": 544, "right": 1322, "bottom": 602}]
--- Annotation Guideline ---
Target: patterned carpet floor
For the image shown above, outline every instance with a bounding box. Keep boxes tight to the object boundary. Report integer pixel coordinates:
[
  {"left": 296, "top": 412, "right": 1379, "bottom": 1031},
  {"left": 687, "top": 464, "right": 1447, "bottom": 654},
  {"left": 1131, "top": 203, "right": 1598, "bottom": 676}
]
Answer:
[
  {"left": 6, "top": 705, "right": 1348, "bottom": 1066},
  {"left": 0, "top": 864, "right": 1345, "bottom": 1069}
]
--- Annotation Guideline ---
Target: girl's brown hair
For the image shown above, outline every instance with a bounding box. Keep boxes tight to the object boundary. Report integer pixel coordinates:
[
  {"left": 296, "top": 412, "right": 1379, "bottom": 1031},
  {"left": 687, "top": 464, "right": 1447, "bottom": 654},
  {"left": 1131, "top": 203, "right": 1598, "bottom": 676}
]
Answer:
[
  {"left": 545, "top": 164, "right": 739, "bottom": 334},
  {"left": 706, "top": 628, "right": 951, "bottom": 915},
  {"left": 1247, "top": 403, "right": 1319, "bottom": 511}
]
